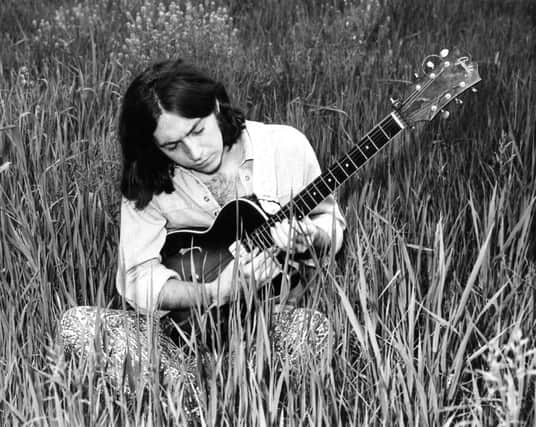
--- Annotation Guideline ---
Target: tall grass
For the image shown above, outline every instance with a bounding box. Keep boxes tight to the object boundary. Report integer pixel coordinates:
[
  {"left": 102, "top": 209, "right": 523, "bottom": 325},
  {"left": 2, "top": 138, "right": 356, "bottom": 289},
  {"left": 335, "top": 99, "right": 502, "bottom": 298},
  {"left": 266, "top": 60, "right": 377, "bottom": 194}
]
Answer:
[{"left": 1, "top": 0, "right": 535, "bottom": 425}]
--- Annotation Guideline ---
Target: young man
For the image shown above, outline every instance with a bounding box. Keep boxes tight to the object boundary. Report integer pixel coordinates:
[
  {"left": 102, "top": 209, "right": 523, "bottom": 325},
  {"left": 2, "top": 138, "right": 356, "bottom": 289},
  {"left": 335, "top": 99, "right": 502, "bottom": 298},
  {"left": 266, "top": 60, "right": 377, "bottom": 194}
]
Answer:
[{"left": 60, "top": 59, "right": 345, "bottom": 404}]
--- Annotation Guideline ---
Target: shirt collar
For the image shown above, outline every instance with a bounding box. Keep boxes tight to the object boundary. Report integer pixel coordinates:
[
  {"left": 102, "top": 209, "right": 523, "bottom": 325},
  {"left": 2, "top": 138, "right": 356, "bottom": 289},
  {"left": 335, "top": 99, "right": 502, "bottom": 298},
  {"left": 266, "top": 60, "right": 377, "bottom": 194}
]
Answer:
[{"left": 241, "top": 125, "right": 254, "bottom": 163}]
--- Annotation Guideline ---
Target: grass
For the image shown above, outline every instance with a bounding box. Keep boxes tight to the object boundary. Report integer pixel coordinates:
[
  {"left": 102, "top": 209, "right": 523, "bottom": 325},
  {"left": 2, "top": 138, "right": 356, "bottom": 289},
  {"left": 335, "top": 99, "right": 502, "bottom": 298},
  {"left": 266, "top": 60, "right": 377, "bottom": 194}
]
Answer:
[{"left": 1, "top": 0, "right": 536, "bottom": 425}]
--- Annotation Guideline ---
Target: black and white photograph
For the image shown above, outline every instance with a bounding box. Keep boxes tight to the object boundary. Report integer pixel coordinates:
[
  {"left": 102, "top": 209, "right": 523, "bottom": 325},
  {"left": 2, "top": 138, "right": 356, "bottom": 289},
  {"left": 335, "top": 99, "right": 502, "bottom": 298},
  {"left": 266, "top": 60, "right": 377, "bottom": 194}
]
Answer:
[{"left": 1, "top": 0, "right": 535, "bottom": 425}]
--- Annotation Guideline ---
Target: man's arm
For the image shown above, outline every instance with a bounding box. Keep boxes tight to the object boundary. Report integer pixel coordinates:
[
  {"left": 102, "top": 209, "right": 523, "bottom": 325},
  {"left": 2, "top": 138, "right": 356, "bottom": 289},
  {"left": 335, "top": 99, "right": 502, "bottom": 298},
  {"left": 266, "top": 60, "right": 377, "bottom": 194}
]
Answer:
[{"left": 157, "top": 248, "right": 282, "bottom": 310}]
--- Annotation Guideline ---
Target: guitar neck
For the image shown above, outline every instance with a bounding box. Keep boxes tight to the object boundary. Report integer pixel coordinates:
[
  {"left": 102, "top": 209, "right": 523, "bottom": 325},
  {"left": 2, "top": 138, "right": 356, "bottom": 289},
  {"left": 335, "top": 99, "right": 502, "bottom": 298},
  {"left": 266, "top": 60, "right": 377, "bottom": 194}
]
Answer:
[{"left": 248, "top": 111, "right": 406, "bottom": 250}]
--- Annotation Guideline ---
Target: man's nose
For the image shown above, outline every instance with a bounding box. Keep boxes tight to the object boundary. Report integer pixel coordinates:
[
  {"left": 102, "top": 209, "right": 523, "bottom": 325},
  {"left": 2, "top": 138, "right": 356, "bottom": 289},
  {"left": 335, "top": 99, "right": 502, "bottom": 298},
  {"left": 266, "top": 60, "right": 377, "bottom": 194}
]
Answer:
[{"left": 183, "top": 138, "right": 202, "bottom": 161}]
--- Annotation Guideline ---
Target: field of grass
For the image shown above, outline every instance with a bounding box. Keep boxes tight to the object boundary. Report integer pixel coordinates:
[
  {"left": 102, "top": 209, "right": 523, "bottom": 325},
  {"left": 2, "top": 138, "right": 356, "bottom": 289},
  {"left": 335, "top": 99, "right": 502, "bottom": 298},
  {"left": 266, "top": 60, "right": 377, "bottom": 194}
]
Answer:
[{"left": 1, "top": 0, "right": 535, "bottom": 425}]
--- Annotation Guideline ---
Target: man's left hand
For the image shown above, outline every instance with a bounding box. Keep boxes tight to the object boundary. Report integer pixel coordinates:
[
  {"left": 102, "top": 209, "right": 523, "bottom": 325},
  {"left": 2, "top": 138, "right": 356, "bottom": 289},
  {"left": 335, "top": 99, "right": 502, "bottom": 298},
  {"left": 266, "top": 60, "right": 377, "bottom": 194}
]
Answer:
[{"left": 270, "top": 217, "right": 329, "bottom": 253}]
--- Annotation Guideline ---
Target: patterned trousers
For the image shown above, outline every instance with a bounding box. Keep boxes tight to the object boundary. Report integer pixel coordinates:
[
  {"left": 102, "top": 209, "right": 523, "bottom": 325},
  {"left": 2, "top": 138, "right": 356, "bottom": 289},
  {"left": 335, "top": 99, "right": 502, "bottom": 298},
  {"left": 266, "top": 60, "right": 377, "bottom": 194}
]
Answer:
[{"left": 58, "top": 303, "right": 331, "bottom": 415}]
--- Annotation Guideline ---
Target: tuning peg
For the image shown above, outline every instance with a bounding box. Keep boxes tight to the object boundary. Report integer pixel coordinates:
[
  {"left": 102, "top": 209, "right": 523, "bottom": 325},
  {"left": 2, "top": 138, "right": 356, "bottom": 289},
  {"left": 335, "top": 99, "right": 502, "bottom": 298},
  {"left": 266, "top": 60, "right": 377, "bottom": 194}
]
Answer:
[
  {"left": 440, "top": 49, "right": 449, "bottom": 58},
  {"left": 390, "top": 97, "right": 401, "bottom": 109},
  {"left": 414, "top": 73, "right": 419, "bottom": 79},
  {"left": 441, "top": 110, "right": 450, "bottom": 119}
]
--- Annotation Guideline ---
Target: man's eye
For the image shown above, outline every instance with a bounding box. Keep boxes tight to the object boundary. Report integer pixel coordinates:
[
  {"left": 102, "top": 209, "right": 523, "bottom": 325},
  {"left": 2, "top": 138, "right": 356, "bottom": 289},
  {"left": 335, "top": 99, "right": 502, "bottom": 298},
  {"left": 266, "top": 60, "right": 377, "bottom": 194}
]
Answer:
[
  {"left": 166, "top": 142, "right": 179, "bottom": 150},
  {"left": 192, "top": 127, "right": 204, "bottom": 135}
]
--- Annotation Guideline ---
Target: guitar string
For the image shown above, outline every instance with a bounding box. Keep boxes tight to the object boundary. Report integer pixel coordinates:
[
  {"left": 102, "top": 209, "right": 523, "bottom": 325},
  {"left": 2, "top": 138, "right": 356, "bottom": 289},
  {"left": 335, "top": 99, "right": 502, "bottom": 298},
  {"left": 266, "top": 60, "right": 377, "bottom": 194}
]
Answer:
[
  {"left": 401, "top": 65, "right": 449, "bottom": 113},
  {"left": 173, "top": 72, "right": 455, "bottom": 282},
  {"left": 241, "top": 64, "right": 465, "bottom": 263},
  {"left": 179, "top": 117, "right": 405, "bottom": 280},
  {"left": 252, "top": 116, "right": 399, "bottom": 242},
  {"left": 402, "top": 65, "right": 445, "bottom": 106},
  {"left": 248, "top": 116, "right": 400, "bottom": 246},
  {"left": 247, "top": 63, "right": 465, "bottom": 257}
]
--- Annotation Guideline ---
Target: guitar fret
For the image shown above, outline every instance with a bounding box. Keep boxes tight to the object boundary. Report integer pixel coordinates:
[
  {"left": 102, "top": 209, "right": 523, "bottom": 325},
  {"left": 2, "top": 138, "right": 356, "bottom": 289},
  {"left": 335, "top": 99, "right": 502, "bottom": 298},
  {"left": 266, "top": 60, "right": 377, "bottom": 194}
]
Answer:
[
  {"left": 308, "top": 181, "right": 324, "bottom": 201},
  {"left": 385, "top": 121, "right": 399, "bottom": 137},
  {"left": 371, "top": 126, "right": 389, "bottom": 146},
  {"left": 343, "top": 153, "right": 359, "bottom": 170},
  {"left": 378, "top": 124, "right": 390, "bottom": 141},
  {"left": 365, "top": 134, "right": 379, "bottom": 151},
  {"left": 320, "top": 174, "right": 335, "bottom": 191},
  {"left": 297, "top": 192, "right": 315, "bottom": 212},
  {"left": 332, "top": 161, "right": 351, "bottom": 183},
  {"left": 302, "top": 180, "right": 329, "bottom": 210},
  {"left": 311, "top": 178, "right": 331, "bottom": 197},
  {"left": 326, "top": 169, "right": 341, "bottom": 186},
  {"left": 354, "top": 143, "right": 369, "bottom": 160},
  {"left": 349, "top": 146, "right": 367, "bottom": 166}
]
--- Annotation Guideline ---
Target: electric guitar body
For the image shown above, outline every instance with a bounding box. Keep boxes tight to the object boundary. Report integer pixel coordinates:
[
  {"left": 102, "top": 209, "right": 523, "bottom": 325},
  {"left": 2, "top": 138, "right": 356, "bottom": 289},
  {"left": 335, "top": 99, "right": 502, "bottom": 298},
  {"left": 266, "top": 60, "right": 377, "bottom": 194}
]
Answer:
[{"left": 161, "top": 198, "right": 270, "bottom": 283}]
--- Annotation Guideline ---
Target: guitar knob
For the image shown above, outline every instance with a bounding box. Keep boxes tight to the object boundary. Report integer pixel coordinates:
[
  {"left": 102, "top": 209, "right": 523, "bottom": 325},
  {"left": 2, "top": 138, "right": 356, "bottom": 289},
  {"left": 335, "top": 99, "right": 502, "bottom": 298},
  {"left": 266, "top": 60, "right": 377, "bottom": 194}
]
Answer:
[{"left": 440, "top": 49, "right": 449, "bottom": 58}]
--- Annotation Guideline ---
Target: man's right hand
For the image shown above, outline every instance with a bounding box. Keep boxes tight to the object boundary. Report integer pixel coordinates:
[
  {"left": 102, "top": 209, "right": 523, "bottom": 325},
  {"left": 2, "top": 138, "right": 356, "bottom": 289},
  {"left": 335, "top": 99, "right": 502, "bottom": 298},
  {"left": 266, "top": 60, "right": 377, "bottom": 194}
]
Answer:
[{"left": 208, "top": 248, "right": 281, "bottom": 306}]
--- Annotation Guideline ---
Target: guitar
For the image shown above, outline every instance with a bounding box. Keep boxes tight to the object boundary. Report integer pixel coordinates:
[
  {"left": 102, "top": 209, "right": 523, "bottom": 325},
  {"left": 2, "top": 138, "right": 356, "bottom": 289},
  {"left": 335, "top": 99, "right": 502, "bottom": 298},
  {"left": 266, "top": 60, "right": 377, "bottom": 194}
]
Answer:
[{"left": 161, "top": 49, "right": 481, "bottom": 283}]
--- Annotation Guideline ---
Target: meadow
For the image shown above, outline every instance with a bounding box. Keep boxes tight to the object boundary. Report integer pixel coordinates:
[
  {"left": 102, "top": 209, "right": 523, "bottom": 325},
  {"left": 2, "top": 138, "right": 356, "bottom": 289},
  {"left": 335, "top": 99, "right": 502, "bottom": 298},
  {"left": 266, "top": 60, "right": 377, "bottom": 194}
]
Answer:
[{"left": 1, "top": 0, "right": 535, "bottom": 425}]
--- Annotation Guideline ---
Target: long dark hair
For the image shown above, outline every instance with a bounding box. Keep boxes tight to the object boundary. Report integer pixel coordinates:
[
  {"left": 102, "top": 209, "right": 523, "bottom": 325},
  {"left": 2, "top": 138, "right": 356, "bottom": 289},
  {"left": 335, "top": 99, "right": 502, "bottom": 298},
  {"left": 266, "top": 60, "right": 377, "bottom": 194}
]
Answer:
[{"left": 119, "top": 59, "right": 245, "bottom": 209}]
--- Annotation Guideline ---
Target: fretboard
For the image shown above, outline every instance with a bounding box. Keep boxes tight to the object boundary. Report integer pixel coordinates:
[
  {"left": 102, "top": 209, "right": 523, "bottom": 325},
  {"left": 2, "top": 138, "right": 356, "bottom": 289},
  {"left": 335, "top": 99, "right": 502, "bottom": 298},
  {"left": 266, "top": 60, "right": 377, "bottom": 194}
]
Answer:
[{"left": 247, "top": 112, "right": 405, "bottom": 249}]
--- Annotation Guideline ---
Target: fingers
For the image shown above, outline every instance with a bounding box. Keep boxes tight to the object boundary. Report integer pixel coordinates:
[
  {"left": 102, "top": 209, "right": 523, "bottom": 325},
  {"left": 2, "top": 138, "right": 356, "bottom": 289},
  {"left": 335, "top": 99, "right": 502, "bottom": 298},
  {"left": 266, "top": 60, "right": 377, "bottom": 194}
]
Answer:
[
  {"left": 239, "top": 248, "right": 281, "bottom": 283},
  {"left": 270, "top": 217, "right": 318, "bottom": 253}
]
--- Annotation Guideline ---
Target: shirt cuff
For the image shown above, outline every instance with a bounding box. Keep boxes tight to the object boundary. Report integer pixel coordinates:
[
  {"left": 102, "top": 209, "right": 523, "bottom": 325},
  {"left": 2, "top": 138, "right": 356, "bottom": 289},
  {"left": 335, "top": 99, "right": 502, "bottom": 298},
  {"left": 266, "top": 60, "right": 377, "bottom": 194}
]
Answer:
[{"left": 122, "top": 261, "right": 180, "bottom": 313}]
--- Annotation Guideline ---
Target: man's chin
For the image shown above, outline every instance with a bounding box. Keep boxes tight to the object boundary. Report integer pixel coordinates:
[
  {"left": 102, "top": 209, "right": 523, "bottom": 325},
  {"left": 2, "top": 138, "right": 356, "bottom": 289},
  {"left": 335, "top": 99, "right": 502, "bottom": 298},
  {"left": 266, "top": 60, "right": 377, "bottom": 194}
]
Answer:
[{"left": 197, "top": 159, "right": 221, "bottom": 174}]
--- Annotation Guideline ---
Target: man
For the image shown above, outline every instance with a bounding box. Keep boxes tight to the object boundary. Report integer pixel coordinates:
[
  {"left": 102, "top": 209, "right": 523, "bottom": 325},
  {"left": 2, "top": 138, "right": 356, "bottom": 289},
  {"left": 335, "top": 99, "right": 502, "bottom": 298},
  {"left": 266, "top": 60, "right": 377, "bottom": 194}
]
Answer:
[{"left": 60, "top": 59, "right": 345, "bottom": 405}]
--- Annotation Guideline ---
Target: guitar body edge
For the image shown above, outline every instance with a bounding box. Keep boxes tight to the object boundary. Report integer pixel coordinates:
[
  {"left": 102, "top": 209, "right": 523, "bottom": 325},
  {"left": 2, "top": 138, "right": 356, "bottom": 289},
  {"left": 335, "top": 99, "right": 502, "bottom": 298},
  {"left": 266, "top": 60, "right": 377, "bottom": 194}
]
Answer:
[{"left": 161, "top": 198, "right": 269, "bottom": 283}]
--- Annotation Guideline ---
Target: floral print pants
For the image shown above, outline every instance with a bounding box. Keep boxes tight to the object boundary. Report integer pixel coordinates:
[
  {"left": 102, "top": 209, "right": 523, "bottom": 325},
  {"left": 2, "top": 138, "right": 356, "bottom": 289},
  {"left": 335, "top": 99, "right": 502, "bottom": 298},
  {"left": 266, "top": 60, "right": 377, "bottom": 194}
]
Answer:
[{"left": 58, "top": 303, "right": 331, "bottom": 414}]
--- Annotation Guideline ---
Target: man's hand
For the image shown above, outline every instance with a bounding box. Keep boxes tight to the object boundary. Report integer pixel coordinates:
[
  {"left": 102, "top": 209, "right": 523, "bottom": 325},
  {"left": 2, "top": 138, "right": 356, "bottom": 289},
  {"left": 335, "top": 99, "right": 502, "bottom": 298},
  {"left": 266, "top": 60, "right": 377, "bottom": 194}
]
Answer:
[
  {"left": 208, "top": 247, "right": 281, "bottom": 306},
  {"left": 270, "top": 217, "right": 329, "bottom": 253}
]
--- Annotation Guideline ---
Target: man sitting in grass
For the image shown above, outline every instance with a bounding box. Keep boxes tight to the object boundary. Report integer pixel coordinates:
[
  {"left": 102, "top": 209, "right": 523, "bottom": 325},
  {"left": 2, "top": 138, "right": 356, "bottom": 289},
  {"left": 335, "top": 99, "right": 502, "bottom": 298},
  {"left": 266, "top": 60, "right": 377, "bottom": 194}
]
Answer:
[{"left": 59, "top": 59, "right": 346, "bottom": 411}]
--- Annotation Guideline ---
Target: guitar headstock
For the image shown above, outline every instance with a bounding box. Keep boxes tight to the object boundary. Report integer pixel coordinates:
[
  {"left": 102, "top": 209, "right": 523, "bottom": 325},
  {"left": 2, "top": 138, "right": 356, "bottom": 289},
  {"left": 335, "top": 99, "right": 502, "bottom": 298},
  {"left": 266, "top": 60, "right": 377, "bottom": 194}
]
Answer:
[{"left": 398, "top": 49, "right": 481, "bottom": 126}]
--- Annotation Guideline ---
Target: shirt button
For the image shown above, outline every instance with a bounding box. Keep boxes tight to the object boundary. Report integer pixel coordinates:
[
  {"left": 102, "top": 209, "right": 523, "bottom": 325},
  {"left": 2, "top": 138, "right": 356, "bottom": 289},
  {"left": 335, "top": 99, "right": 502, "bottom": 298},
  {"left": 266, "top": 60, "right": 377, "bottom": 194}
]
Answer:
[{"left": 204, "top": 196, "right": 210, "bottom": 202}]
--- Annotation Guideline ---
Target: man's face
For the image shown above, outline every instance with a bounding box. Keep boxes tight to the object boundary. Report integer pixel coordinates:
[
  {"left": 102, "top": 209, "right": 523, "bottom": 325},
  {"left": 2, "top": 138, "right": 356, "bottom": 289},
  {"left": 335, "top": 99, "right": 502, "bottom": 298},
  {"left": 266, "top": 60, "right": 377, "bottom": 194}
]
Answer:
[{"left": 153, "top": 110, "right": 224, "bottom": 174}]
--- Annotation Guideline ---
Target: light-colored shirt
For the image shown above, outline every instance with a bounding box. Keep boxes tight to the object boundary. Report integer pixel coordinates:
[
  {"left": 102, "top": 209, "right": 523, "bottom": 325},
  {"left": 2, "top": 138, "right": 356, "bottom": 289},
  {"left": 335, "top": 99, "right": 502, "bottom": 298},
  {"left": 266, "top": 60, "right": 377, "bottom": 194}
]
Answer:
[{"left": 116, "top": 120, "right": 346, "bottom": 312}]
